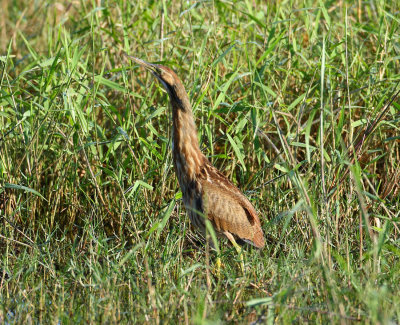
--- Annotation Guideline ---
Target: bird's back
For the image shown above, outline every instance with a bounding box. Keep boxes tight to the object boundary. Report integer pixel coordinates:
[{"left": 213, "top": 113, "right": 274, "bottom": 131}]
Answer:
[{"left": 182, "top": 160, "right": 265, "bottom": 249}]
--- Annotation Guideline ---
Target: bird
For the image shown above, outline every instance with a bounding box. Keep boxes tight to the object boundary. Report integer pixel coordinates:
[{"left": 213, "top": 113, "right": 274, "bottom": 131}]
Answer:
[{"left": 126, "top": 54, "right": 265, "bottom": 264}]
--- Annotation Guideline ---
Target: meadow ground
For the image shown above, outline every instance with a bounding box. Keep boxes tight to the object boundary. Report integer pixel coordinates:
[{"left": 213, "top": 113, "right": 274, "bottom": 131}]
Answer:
[{"left": 1, "top": 0, "right": 400, "bottom": 323}]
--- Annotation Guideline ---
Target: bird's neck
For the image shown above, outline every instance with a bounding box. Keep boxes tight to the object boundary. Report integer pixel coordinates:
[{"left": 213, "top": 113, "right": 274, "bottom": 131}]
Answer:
[{"left": 171, "top": 98, "right": 205, "bottom": 183}]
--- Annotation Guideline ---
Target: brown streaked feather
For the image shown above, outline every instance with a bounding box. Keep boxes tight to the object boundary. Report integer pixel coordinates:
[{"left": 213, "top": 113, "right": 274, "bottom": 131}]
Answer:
[{"left": 197, "top": 162, "right": 265, "bottom": 248}]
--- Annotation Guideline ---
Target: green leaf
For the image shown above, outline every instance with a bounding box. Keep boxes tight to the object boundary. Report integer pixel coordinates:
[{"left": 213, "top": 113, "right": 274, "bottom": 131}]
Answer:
[
  {"left": 227, "top": 133, "right": 246, "bottom": 171},
  {"left": 256, "top": 31, "right": 285, "bottom": 66},
  {"left": 287, "top": 92, "right": 306, "bottom": 111},
  {"left": 180, "top": 264, "right": 203, "bottom": 277},
  {"left": 205, "top": 219, "right": 219, "bottom": 254},
  {"left": 156, "top": 199, "right": 176, "bottom": 239},
  {"left": 238, "top": 9, "right": 266, "bottom": 28},
  {"left": 254, "top": 82, "right": 277, "bottom": 98},
  {"left": 118, "top": 243, "right": 144, "bottom": 267},
  {"left": 213, "top": 70, "right": 238, "bottom": 110},
  {"left": 38, "top": 57, "right": 62, "bottom": 68},
  {"left": 125, "top": 180, "right": 153, "bottom": 199},
  {"left": 384, "top": 136, "right": 400, "bottom": 142},
  {"left": 5, "top": 183, "right": 47, "bottom": 201},
  {"left": 94, "top": 75, "right": 127, "bottom": 93},
  {"left": 212, "top": 43, "right": 237, "bottom": 67},
  {"left": 351, "top": 119, "right": 367, "bottom": 128},
  {"left": 246, "top": 296, "right": 274, "bottom": 307}
]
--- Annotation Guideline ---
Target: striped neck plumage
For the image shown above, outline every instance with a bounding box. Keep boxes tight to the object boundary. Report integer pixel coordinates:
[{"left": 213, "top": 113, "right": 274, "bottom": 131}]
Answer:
[{"left": 169, "top": 92, "right": 205, "bottom": 182}]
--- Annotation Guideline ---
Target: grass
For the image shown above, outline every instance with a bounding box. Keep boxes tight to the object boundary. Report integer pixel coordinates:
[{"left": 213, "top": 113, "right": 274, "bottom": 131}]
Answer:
[{"left": 1, "top": 0, "right": 400, "bottom": 323}]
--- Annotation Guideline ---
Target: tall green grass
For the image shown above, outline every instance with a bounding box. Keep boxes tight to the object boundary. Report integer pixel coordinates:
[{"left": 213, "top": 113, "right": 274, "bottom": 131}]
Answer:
[{"left": 1, "top": 0, "right": 400, "bottom": 323}]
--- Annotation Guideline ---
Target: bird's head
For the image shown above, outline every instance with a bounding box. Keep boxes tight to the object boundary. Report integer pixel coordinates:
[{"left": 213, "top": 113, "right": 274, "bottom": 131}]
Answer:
[
  {"left": 125, "top": 53, "right": 191, "bottom": 111},
  {"left": 125, "top": 54, "right": 181, "bottom": 94}
]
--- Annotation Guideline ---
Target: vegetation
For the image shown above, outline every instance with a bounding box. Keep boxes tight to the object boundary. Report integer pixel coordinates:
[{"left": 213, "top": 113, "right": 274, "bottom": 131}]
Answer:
[{"left": 1, "top": 0, "right": 400, "bottom": 323}]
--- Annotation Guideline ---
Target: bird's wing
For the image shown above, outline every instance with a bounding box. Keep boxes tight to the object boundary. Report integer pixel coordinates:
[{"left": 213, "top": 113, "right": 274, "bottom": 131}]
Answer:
[{"left": 201, "top": 180, "right": 265, "bottom": 248}]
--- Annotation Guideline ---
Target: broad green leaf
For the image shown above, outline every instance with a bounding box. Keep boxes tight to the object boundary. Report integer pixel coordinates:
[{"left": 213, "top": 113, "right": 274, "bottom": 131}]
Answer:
[
  {"left": 227, "top": 133, "right": 246, "bottom": 171},
  {"left": 5, "top": 183, "right": 47, "bottom": 201}
]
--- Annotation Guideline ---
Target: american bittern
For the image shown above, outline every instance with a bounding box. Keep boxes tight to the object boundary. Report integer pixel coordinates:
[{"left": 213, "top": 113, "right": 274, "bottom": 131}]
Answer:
[{"left": 127, "top": 55, "right": 265, "bottom": 255}]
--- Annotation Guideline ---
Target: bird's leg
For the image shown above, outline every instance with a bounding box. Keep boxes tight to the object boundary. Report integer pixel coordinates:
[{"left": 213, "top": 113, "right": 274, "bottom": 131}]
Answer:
[
  {"left": 215, "top": 256, "right": 222, "bottom": 276},
  {"left": 224, "top": 232, "right": 245, "bottom": 274},
  {"left": 207, "top": 237, "right": 222, "bottom": 277},
  {"left": 204, "top": 220, "right": 223, "bottom": 277}
]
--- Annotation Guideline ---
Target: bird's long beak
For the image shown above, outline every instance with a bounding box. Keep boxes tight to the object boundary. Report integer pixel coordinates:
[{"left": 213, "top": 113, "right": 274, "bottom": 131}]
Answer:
[
  {"left": 123, "top": 52, "right": 172, "bottom": 94},
  {"left": 123, "top": 52, "right": 159, "bottom": 75}
]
